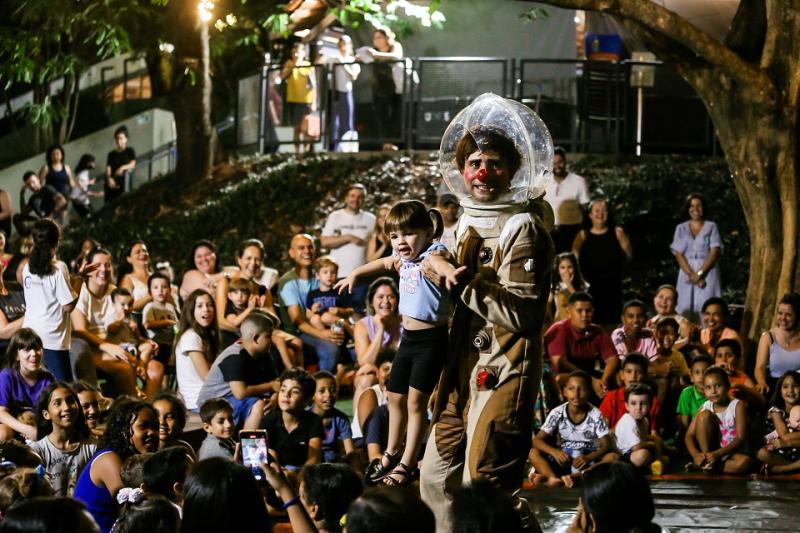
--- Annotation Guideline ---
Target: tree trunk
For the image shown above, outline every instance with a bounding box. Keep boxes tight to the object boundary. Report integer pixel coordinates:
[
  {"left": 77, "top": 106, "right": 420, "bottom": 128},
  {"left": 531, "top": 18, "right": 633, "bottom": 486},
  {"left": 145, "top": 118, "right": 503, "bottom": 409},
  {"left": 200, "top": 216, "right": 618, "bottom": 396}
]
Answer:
[
  {"left": 537, "top": 0, "right": 800, "bottom": 349},
  {"left": 168, "top": 0, "right": 215, "bottom": 185},
  {"left": 709, "top": 94, "right": 798, "bottom": 345}
]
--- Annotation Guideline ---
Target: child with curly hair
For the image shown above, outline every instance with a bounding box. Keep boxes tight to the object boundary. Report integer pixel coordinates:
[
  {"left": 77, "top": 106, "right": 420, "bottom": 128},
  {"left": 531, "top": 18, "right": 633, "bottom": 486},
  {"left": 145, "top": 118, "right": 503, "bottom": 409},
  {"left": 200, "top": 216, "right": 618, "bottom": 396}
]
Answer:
[{"left": 73, "top": 399, "right": 159, "bottom": 533}]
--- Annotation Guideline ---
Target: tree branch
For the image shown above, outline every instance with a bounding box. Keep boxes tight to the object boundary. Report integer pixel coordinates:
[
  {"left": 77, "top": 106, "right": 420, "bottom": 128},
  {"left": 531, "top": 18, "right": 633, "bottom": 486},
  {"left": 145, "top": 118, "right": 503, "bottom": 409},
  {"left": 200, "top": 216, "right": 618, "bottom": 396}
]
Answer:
[
  {"left": 723, "top": 0, "right": 766, "bottom": 63},
  {"left": 536, "top": 0, "right": 776, "bottom": 104}
]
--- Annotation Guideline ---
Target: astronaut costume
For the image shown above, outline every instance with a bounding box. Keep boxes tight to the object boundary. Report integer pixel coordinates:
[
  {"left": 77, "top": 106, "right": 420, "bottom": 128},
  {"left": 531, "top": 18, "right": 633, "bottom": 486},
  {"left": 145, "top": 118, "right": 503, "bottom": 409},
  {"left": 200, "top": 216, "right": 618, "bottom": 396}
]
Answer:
[{"left": 420, "top": 93, "right": 554, "bottom": 531}]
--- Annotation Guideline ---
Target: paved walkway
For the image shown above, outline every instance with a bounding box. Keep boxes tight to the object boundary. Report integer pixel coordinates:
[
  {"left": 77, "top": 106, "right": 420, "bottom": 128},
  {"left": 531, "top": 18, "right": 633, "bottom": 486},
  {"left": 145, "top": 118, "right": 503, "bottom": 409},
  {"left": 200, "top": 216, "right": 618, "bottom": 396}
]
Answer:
[{"left": 524, "top": 478, "right": 800, "bottom": 532}]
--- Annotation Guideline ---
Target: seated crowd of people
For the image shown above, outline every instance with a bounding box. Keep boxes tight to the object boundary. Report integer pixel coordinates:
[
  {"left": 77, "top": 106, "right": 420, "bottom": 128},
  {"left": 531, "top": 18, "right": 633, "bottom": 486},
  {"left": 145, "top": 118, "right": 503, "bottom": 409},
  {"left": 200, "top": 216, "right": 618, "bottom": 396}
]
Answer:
[
  {"left": 0, "top": 179, "right": 793, "bottom": 533},
  {"left": 535, "top": 283, "right": 800, "bottom": 487}
]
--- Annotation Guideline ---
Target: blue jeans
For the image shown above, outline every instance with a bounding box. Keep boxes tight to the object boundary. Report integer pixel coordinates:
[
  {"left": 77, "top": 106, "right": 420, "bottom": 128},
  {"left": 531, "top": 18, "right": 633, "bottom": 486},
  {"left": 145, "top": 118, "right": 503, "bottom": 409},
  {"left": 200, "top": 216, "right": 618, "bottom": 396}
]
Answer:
[
  {"left": 44, "top": 349, "right": 73, "bottom": 381},
  {"left": 332, "top": 90, "right": 354, "bottom": 151},
  {"left": 300, "top": 333, "right": 341, "bottom": 372}
]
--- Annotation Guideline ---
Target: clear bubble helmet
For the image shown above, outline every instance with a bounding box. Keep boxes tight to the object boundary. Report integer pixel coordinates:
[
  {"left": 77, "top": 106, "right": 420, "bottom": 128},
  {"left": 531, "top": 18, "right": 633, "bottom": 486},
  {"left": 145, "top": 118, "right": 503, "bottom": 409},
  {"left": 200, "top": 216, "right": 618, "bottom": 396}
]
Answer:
[{"left": 439, "top": 93, "right": 554, "bottom": 208}]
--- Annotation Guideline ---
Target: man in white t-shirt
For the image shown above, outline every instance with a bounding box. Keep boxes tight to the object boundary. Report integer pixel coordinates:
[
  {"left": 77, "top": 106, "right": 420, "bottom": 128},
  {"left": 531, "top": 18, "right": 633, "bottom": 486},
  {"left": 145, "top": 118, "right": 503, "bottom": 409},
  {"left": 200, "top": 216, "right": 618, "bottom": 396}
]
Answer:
[
  {"left": 437, "top": 193, "right": 460, "bottom": 253},
  {"left": 320, "top": 184, "right": 375, "bottom": 311},
  {"left": 544, "top": 147, "right": 590, "bottom": 252}
]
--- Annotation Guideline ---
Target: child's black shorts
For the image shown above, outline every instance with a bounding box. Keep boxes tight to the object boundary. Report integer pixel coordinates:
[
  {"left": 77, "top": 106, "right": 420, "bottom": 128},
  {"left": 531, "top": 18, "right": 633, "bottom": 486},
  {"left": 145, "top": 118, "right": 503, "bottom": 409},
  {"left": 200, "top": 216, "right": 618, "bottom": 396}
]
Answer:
[{"left": 386, "top": 325, "right": 448, "bottom": 395}]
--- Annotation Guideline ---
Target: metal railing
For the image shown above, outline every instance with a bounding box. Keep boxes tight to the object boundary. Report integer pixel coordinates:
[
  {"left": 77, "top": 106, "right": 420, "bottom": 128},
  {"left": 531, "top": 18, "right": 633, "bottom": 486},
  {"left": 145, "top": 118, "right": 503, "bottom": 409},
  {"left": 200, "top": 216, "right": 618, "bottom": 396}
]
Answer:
[{"left": 237, "top": 56, "right": 720, "bottom": 155}]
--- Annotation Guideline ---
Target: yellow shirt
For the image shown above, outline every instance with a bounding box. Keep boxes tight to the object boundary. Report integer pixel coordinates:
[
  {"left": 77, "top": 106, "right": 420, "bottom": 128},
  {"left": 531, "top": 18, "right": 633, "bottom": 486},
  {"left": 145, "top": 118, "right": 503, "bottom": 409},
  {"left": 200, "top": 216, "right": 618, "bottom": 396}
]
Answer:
[{"left": 286, "top": 61, "right": 314, "bottom": 104}]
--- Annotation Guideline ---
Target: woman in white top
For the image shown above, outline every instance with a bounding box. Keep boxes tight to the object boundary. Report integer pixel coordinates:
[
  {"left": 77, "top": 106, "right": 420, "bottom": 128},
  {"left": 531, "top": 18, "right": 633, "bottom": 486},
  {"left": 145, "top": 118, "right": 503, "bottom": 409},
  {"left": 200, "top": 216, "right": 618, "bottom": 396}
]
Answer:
[
  {"left": 118, "top": 240, "right": 154, "bottom": 319},
  {"left": 175, "top": 289, "right": 220, "bottom": 411},
  {"left": 22, "top": 219, "right": 78, "bottom": 380},
  {"left": 369, "top": 26, "right": 405, "bottom": 151},
  {"left": 70, "top": 247, "right": 164, "bottom": 398},
  {"left": 179, "top": 240, "right": 233, "bottom": 301}
]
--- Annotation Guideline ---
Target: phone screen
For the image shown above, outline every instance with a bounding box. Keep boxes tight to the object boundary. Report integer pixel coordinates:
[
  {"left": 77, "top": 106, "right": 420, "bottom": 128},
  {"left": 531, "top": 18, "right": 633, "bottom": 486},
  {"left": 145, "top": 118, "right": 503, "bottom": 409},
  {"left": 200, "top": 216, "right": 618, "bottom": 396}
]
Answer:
[{"left": 240, "top": 431, "right": 269, "bottom": 482}]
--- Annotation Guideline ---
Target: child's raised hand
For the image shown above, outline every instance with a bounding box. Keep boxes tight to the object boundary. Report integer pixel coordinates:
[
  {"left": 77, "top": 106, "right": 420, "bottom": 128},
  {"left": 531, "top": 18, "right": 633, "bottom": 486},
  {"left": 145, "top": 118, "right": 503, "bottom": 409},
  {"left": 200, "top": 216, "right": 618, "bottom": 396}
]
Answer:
[
  {"left": 247, "top": 294, "right": 258, "bottom": 309},
  {"left": 444, "top": 265, "right": 469, "bottom": 291},
  {"left": 335, "top": 275, "right": 356, "bottom": 294},
  {"left": 310, "top": 302, "right": 321, "bottom": 313}
]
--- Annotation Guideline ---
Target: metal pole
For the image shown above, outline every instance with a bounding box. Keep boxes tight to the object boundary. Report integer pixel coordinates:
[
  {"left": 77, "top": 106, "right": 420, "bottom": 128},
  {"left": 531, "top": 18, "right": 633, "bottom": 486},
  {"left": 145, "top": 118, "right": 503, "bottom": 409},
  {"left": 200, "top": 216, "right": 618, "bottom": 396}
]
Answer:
[
  {"left": 636, "top": 85, "right": 644, "bottom": 156},
  {"left": 258, "top": 63, "right": 268, "bottom": 154}
]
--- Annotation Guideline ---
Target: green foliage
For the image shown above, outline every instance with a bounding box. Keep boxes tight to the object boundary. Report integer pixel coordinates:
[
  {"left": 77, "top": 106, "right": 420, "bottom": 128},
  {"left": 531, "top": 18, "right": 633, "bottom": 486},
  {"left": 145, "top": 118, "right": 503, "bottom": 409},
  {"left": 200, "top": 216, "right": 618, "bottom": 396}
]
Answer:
[
  {"left": 571, "top": 154, "right": 749, "bottom": 304},
  {"left": 63, "top": 153, "right": 441, "bottom": 278},
  {"left": 0, "top": 0, "right": 140, "bottom": 145},
  {"left": 63, "top": 153, "right": 747, "bottom": 306}
]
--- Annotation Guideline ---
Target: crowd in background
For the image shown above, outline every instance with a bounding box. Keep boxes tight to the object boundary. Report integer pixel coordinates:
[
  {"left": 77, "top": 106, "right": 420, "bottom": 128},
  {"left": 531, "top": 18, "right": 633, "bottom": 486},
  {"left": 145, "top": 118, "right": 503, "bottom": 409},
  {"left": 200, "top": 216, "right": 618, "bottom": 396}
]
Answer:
[{"left": 0, "top": 150, "right": 793, "bottom": 533}]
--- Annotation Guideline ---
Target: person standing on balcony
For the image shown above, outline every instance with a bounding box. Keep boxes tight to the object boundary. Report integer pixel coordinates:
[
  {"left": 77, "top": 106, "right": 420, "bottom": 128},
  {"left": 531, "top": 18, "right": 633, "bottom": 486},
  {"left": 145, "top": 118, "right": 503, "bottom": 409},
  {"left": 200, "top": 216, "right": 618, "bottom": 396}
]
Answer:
[
  {"left": 105, "top": 125, "right": 136, "bottom": 204},
  {"left": 544, "top": 147, "right": 590, "bottom": 253},
  {"left": 323, "top": 35, "right": 361, "bottom": 152},
  {"left": 368, "top": 27, "right": 404, "bottom": 152},
  {"left": 282, "top": 42, "right": 317, "bottom": 154}
]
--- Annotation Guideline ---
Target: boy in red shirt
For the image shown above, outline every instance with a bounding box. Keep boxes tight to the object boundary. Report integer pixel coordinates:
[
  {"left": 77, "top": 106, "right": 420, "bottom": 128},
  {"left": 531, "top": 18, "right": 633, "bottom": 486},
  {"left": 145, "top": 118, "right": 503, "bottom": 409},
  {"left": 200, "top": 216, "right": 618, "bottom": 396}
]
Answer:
[{"left": 600, "top": 353, "right": 661, "bottom": 433}]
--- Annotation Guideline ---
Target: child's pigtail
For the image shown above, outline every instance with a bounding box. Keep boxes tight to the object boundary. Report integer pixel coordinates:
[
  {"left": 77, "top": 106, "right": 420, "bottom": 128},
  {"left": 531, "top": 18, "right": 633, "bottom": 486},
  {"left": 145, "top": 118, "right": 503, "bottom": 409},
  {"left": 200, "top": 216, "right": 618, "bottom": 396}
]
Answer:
[{"left": 428, "top": 208, "right": 444, "bottom": 240}]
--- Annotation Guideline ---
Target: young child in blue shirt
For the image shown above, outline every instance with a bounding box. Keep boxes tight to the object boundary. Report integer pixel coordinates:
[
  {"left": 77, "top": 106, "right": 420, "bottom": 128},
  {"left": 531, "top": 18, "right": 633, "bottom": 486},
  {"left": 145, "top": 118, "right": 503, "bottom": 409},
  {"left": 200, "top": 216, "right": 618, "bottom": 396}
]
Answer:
[
  {"left": 337, "top": 199, "right": 465, "bottom": 486},
  {"left": 311, "top": 370, "right": 354, "bottom": 462}
]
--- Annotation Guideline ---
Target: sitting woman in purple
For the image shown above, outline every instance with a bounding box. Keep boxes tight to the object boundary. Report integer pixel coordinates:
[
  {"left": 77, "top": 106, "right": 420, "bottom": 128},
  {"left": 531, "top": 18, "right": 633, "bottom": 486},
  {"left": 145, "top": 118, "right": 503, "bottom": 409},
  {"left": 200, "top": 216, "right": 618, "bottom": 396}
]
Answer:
[{"left": 0, "top": 328, "right": 55, "bottom": 442}]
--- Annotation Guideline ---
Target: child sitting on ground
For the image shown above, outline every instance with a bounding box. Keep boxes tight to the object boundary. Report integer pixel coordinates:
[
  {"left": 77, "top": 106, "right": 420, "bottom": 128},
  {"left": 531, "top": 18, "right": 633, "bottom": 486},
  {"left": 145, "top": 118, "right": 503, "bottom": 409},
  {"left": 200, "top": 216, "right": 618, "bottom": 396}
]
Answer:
[
  {"left": 676, "top": 354, "right": 713, "bottom": 442},
  {"left": 112, "top": 494, "right": 181, "bottom": 533},
  {"left": 311, "top": 370, "right": 354, "bottom": 462},
  {"left": 31, "top": 382, "right": 96, "bottom": 497},
  {"left": 142, "top": 447, "right": 192, "bottom": 508},
  {"left": 197, "top": 397, "right": 235, "bottom": 461},
  {"left": 0, "top": 328, "right": 55, "bottom": 442},
  {"left": 105, "top": 288, "right": 158, "bottom": 382},
  {"left": 685, "top": 366, "right": 753, "bottom": 474},
  {"left": 220, "top": 276, "right": 259, "bottom": 347},
  {"left": 74, "top": 380, "right": 104, "bottom": 436},
  {"left": 297, "top": 463, "right": 363, "bottom": 533},
  {"left": 142, "top": 273, "right": 179, "bottom": 365},
  {"left": 197, "top": 312, "right": 279, "bottom": 430},
  {"left": 261, "top": 368, "right": 323, "bottom": 472},
  {"left": 757, "top": 370, "right": 800, "bottom": 474},
  {"left": 120, "top": 454, "right": 148, "bottom": 489},
  {"left": 307, "top": 256, "right": 354, "bottom": 333},
  {"left": 599, "top": 353, "right": 661, "bottom": 432},
  {"left": 529, "top": 371, "right": 617, "bottom": 487},
  {"left": 649, "top": 317, "right": 690, "bottom": 408},
  {"left": 613, "top": 383, "right": 661, "bottom": 470},
  {"left": 714, "top": 339, "right": 765, "bottom": 406},
  {"left": 151, "top": 391, "right": 196, "bottom": 461},
  {"left": 610, "top": 300, "right": 658, "bottom": 360}
]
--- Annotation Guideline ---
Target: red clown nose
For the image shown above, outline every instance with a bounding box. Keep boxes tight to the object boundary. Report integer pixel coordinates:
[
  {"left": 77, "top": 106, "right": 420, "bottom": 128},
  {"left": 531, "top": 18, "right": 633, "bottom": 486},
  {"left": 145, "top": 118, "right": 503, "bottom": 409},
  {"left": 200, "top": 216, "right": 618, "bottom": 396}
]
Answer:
[{"left": 475, "top": 168, "right": 488, "bottom": 182}]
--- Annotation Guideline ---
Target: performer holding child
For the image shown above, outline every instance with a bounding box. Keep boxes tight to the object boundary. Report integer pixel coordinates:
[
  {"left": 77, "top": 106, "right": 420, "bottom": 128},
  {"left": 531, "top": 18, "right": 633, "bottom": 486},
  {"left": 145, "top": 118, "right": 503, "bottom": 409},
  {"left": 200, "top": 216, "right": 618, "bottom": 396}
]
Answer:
[
  {"left": 337, "top": 200, "right": 464, "bottom": 486},
  {"left": 419, "top": 93, "right": 555, "bottom": 532}
]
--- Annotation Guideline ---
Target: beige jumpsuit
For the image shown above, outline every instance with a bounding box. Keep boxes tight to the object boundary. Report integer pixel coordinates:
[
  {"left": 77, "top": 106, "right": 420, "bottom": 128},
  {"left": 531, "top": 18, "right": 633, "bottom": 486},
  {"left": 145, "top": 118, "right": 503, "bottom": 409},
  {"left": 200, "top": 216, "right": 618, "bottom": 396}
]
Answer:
[{"left": 420, "top": 199, "right": 553, "bottom": 532}]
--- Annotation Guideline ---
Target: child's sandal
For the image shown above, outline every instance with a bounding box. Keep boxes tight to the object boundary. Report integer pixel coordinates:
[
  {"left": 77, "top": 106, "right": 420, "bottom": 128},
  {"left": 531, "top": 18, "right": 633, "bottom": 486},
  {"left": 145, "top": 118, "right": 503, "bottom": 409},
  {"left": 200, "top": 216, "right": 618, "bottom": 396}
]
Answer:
[
  {"left": 365, "top": 450, "right": 402, "bottom": 486},
  {"left": 382, "top": 462, "right": 419, "bottom": 487}
]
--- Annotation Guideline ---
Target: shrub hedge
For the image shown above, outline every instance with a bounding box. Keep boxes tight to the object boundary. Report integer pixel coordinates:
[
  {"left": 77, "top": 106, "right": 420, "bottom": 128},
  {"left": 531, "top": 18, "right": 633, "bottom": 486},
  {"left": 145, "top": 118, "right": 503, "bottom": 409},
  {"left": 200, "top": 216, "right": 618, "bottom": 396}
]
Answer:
[{"left": 63, "top": 152, "right": 747, "bottom": 304}]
